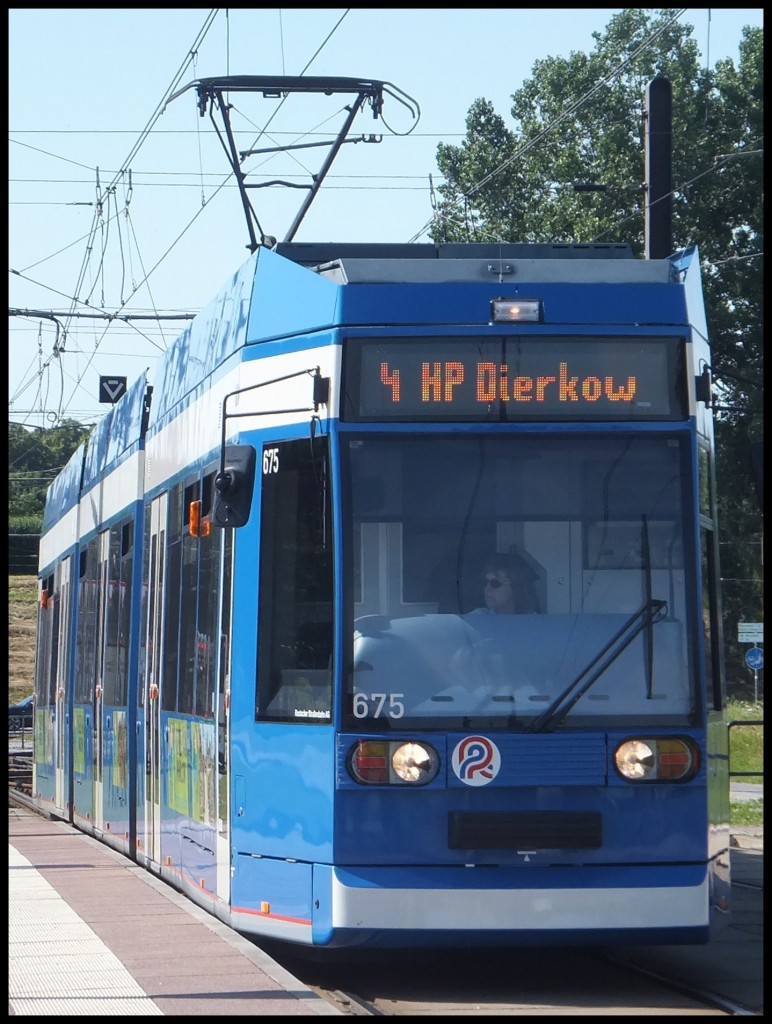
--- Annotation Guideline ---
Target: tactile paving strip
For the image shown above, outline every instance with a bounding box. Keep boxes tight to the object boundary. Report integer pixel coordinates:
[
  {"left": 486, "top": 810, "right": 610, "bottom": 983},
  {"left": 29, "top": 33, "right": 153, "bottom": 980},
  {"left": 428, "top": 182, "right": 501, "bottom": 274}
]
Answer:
[{"left": 9, "top": 844, "right": 164, "bottom": 1016}]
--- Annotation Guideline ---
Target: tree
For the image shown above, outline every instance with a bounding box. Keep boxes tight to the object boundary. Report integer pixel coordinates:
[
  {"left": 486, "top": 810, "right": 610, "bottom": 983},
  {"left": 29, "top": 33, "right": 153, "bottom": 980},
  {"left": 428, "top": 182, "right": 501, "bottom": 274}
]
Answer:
[
  {"left": 9, "top": 420, "right": 90, "bottom": 574},
  {"left": 433, "top": 10, "right": 763, "bottom": 695}
]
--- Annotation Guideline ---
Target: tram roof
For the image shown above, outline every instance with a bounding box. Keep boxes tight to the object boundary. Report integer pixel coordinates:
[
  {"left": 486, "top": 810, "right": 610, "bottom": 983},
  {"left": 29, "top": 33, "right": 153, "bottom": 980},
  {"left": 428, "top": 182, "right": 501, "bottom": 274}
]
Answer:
[{"left": 273, "top": 242, "right": 675, "bottom": 285}]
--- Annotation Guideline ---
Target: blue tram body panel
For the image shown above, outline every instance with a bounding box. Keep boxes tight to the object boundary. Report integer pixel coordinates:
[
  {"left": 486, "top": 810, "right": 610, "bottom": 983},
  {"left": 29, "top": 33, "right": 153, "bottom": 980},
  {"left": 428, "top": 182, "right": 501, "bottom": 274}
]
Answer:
[
  {"left": 333, "top": 279, "right": 689, "bottom": 330},
  {"left": 33, "top": 239, "right": 730, "bottom": 951},
  {"left": 82, "top": 373, "right": 149, "bottom": 486},
  {"left": 230, "top": 725, "right": 335, "bottom": 860},
  {"left": 247, "top": 246, "right": 340, "bottom": 341},
  {"left": 149, "top": 260, "right": 254, "bottom": 427},
  {"left": 156, "top": 714, "right": 218, "bottom": 898},
  {"left": 332, "top": 732, "right": 709, "bottom": 867},
  {"left": 41, "top": 441, "right": 86, "bottom": 539}
]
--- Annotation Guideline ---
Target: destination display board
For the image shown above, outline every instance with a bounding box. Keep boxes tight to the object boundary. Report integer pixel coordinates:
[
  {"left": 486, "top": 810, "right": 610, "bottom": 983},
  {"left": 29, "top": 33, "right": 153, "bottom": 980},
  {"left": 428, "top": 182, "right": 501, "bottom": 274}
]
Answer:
[{"left": 343, "top": 337, "right": 687, "bottom": 422}]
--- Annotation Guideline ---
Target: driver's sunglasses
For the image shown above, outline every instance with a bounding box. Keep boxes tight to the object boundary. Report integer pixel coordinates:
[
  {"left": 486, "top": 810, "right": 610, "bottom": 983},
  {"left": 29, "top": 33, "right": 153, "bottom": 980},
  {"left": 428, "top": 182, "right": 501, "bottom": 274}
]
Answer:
[{"left": 484, "top": 576, "right": 510, "bottom": 589}]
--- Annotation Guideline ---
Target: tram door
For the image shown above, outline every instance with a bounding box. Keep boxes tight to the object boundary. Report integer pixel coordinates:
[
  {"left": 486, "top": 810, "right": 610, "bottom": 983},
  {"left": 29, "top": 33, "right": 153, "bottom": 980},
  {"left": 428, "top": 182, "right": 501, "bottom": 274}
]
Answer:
[
  {"left": 54, "top": 556, "right": 72, "bottom": 814},
  {"left": 216, "top": 530, "right": 233, "bottom": 902},
  {"left": 92, "top": 530, "right": 109, "bottom": 830},
  {"left": 143, "top": 494, "right": 167, "bottom": 863}
]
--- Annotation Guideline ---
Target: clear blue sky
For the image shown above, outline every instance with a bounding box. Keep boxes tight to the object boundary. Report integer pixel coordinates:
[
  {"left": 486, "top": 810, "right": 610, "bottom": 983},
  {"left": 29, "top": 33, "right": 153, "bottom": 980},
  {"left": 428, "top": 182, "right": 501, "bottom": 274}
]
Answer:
[{"left": 8, "top": 8, "right": 763, "bottom": 428}]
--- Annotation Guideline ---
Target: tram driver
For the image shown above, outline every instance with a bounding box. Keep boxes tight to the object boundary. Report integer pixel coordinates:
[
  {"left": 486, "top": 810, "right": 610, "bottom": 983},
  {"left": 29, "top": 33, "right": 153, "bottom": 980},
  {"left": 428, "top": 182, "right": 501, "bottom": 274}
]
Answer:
[
  {"left": 471, "top": 552, "right": 541, "bottom": 616},
  {"left": 438, "top": 551, "right": 542, "bottom": 705}
]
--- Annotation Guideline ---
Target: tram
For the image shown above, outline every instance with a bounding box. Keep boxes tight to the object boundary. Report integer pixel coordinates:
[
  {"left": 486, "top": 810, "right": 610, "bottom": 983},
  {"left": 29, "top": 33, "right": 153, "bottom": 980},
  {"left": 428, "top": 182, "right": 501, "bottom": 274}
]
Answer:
[{"left": 33, "top": 238, "right": 731, "bottom": 948}]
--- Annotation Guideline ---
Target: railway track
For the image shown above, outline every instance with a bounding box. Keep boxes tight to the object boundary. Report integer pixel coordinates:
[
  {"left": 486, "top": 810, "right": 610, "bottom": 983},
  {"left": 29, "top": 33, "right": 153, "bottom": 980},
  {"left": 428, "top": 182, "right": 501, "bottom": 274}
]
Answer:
[
  {"left": 8, "top": 747, "right": 32, "bottom": 798},
  {"left": 263, "top": 938, "right": 759, "bottom": 1016}
]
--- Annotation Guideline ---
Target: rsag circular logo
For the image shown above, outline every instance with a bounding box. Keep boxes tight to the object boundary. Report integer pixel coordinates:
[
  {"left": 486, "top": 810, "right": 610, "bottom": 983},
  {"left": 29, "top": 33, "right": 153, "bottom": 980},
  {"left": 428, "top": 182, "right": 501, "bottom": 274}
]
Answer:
[{"left": 451, "top": 735, "right": 500, "bottom": 786}]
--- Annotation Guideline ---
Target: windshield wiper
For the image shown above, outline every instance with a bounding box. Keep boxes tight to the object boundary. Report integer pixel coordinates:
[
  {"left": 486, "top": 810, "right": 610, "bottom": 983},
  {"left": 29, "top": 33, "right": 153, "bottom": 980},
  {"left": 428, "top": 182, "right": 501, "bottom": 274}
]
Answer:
[{"left": 526, "top": 599, "right": 668, "bottom": 733}]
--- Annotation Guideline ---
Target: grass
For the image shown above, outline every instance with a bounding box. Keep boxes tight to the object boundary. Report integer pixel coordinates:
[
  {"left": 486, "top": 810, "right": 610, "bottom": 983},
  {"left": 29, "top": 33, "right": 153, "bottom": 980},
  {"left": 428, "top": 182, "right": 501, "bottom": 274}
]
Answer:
[
  {"left": 9, "top": 574, "right": 37, "bottom": 705},
  {"left": 727, "top": 698, "right": 764, "bottom": 781},
  {"left": 7, "top": 575, "right": 762, "bottom": 825},
  {"left": 730, "top": 799, "right": 764, "bottom": 827},
  {"left": 727, "top": 697, "right": 764, "bottom": 828}
]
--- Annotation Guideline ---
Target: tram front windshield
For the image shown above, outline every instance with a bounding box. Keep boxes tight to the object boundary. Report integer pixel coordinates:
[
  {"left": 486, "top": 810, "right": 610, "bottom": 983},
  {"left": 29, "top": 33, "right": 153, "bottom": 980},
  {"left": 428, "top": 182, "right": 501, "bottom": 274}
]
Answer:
[{"left": 344, "top": 434, "right": 694, "bottom": 731}]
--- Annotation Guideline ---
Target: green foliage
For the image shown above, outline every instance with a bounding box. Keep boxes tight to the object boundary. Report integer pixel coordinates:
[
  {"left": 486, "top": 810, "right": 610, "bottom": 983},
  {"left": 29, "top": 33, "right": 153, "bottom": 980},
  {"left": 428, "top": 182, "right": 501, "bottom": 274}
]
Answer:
[
  {"left": 9, "top": 420, "right": 89, "bottom": 519},
  {"left": 8, "top": 515, "right": 43, "bottom": 534},
  {"left": 8, "top": 515, "right": 44, "bottom": 575},
  {"left": 9, "top": 420, "right": 90, "bottom": 574},
  {"left": 433, "top": 11, "right": 763, "bottom": 695}
]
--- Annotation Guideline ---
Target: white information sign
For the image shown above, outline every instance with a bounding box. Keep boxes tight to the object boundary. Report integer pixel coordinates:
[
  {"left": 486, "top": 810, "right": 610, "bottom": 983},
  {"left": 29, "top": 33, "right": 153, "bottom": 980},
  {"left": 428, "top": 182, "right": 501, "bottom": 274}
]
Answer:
[{"left": 738, "top": 622, "right": 764, "bottom": 643}]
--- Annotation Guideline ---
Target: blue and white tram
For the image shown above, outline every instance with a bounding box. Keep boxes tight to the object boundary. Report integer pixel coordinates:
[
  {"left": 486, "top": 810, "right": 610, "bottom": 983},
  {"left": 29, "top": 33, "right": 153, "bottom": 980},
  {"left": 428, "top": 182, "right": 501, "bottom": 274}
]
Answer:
[{"left": 33, "top": 240, "right": 731, "bottom": 948}]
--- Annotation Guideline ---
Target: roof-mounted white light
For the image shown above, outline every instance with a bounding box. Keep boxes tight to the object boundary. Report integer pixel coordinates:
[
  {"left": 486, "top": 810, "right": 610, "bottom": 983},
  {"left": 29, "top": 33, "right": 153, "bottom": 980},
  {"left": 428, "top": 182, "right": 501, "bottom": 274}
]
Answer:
[{"left": 491, "top": 298, "right": 541, "bottom": 323}]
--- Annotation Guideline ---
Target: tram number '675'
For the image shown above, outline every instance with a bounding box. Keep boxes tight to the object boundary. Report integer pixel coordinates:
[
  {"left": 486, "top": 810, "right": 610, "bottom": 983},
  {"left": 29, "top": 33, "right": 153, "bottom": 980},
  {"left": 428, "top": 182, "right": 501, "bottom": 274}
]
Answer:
[
  {"left": 263, "top": 448, "right": 280, "bottom": 474},
  {"left": 354, "top": 692, "right": 406, "bottom": 718}
]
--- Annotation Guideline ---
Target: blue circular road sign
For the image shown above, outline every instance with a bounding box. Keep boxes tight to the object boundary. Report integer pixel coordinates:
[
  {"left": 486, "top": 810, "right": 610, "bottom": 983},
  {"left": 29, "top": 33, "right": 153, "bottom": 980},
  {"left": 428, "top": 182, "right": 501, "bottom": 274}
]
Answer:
[{"left": 745, "top": 646, "right": 764, "bottom": 670}]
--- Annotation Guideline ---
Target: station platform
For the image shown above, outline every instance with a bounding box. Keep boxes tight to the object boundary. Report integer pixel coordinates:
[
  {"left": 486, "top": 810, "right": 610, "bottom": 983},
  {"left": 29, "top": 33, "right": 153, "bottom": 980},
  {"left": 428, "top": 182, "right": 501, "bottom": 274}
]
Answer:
[
  {"left": 9, "top": 805, "right": 342, "bottom": 1016},
  {"left": 9, "top": 804, "right": 763, "bottom": 1016}
]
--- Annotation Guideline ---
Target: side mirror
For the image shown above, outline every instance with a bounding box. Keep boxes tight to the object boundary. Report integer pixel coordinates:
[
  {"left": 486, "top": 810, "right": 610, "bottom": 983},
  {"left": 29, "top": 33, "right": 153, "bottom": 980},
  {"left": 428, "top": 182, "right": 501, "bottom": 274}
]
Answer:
[{"left": 213, "top": 445, "right": 257, "bottom": 528}]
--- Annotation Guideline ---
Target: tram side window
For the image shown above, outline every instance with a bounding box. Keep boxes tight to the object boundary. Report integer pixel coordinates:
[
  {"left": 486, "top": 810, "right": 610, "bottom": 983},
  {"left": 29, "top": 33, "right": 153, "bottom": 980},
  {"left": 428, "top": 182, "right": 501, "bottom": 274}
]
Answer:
[
  {"left": 118, "top": 521, "right": 134, "bottom": 704},
  {"left": 178, "top": 479, "right": 200, "bottom": 714},
  {"left": 102, "top": 526, "right": 121, "bottom": 706},
  {"left": 194, "top": 472, "right": 219, "bottom": 718},
  {"left": 48, "top": 576, "right": 61, "bottom": 707},
  {"left": 102, "top": 519, "right": 134, "bottom": 707},
  {"left": 162, "top": 482, "right": 184, "bottom": 713},
  {"left": 43, "top": 575, "right": 59, "bottom": 708},
  {"left": 138, "top": 511, "right": 151, "bottom": 709},
  {"left": 76, "top": 540, "right": 100, "bottom": 703},
  {"left": 701, "top": 527, "right": 724, "bottom": 710},
  {"left": 256, "top": 437, "right": 334, "bottom": 723},
  {"left": 698, "top": 446, "right": 725, "bottom": 711},
  {"left": 159, "top": 474, "right": 222, "bottom": 718},
  {"left": 34, "top": 573, "right": 56, "bottom": 709},
  {"left": 57, "top": 557, "right": 73, "bottom": 705}
]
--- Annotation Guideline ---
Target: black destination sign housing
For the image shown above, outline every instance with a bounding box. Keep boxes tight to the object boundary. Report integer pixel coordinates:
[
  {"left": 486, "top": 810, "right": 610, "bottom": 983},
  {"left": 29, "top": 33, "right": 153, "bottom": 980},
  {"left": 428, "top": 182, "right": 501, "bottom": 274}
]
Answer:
[{"left": 343, "top": 337, "right": 687, "bottom": 422}]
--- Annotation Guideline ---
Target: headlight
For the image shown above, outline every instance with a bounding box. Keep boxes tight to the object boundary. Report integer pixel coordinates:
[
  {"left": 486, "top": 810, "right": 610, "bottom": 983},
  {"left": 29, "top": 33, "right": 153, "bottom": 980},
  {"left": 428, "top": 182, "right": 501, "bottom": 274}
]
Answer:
[
  {"left": 391, "top": 742, "right": 437, "bottom": 782},
  {"left": 348, "top": 740, "right": 440, "bottom": 785},
  {"left": 613, "top": 736, "right": 699, "bottom": 782}
]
